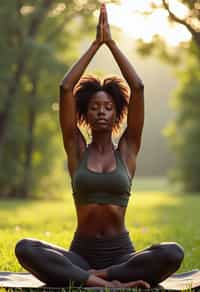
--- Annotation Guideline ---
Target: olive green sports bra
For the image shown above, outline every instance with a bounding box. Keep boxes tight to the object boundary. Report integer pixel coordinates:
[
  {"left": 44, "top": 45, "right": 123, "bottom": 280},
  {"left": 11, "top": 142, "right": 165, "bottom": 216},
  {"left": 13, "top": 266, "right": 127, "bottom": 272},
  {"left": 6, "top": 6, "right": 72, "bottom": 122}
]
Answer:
[{"left": 71, "top": 145, "right": 133, "bottom": 207}]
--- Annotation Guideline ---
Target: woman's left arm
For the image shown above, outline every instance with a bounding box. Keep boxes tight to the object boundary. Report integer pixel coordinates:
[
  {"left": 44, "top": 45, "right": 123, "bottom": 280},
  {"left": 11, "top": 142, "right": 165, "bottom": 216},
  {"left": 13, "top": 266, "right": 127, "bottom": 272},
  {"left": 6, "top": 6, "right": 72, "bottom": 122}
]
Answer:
[
  {"left": 107, "top": 39, "right": 144, "bottom": 155},
  {"left": 102, "top": 4, "right": 144, "bottom": 155}
]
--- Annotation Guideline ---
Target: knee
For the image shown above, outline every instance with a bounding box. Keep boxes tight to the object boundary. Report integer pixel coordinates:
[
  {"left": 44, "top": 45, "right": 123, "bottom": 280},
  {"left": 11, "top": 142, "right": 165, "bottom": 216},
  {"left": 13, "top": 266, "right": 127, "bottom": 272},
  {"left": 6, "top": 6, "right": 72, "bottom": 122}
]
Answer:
[
  {"left": 161, "top": 242, "right": 184, "bottom": 269},
  {"left": 15, "top": 238, "right": 37, "bottom": 260}
]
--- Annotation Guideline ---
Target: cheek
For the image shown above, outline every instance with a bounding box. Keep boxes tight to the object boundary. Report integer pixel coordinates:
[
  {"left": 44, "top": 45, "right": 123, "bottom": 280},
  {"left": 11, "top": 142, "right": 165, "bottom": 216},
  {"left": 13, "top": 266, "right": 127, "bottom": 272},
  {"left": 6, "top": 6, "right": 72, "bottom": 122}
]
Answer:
[
  {"left": 107, "top": 112, "right": 117, "bottom": 126},
  {"left": 110, "top": 110, "right": 117, "bottom": 120},
  {"left": 86, "top": 111, "right": 95, "bottom": 123}
]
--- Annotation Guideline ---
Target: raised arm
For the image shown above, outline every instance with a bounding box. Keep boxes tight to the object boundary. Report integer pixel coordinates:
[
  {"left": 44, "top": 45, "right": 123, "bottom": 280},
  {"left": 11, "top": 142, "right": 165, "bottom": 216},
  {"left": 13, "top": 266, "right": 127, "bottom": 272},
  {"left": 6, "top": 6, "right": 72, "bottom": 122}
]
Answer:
[
  {"left": 59, "top": 41, "right": 100, "bottom": 147},
  {"left": 59, "top": 6, "right": 104, "bottom": 172},
  {"left": 102, "top": 4, "right": 144, "bottom": 156}
]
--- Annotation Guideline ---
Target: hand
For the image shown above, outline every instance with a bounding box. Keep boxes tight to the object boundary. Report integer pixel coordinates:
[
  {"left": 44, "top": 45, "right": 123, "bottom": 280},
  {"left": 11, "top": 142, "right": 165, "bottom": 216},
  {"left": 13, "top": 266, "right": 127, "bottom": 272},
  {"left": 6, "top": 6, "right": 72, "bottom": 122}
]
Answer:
[
  {"left": 95, "top": 4, "right": 104, "bottom": 45},
  {"left": 102, "top": 3, "right": 112, "bottom": 44}
]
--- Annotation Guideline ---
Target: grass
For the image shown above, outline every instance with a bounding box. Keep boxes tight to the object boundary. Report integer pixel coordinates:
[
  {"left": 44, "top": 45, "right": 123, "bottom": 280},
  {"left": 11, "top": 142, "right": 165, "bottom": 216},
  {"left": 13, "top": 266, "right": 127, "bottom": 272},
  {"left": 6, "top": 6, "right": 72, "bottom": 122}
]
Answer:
[{"left": 0, "top": 177, "right": 200, "bottom": 291}]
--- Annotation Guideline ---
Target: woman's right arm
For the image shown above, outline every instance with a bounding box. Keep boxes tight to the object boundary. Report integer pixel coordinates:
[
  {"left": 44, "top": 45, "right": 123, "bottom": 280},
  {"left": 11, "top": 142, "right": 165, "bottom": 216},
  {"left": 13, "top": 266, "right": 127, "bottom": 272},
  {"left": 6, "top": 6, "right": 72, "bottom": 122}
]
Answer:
[
  {"left": 59, "top": 6, "right": 104, "bottom": 175},
  {"left": 59, "top": 40, "right": 101, "bottom": 152}
]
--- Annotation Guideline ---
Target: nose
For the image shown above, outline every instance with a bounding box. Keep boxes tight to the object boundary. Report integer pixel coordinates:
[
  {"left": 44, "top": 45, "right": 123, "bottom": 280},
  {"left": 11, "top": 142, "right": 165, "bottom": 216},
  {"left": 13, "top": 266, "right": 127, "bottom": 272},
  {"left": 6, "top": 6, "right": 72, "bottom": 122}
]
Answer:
[{"left": 98, "top": 106, "right": 105, "bottom": 115}]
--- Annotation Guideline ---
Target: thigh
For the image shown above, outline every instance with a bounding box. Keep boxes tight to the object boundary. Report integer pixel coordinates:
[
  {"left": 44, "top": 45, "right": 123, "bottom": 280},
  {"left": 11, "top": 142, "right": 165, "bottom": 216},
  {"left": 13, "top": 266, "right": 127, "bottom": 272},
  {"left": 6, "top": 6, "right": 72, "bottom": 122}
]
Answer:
[
  {"left": 116, "top": 243, "right": 165, "bottom": 264},
  {"left": 26, "top": 238, "right": 91, "bottom": 270}
]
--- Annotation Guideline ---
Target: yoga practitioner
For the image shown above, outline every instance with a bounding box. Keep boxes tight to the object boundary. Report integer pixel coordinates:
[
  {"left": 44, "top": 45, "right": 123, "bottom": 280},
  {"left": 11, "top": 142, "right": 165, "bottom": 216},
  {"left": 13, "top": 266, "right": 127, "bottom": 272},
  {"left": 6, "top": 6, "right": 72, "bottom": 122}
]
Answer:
[{"left": 15, "top": 3, "right": 184, "bottom": 288}]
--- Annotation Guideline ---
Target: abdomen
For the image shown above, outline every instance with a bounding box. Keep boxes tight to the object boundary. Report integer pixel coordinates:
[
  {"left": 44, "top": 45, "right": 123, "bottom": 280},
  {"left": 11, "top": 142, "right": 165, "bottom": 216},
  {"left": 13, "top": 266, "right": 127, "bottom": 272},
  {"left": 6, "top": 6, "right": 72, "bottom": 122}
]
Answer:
[{"left": 75, "top": 203, "right": 127, "bottom": 237}]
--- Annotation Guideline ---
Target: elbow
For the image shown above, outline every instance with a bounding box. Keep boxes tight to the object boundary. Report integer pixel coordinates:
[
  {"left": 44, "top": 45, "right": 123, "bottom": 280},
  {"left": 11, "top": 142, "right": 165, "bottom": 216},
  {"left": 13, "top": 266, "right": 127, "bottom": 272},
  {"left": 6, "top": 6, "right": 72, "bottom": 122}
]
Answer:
[
  {"left": 130, "top": 81, "right": 144, "bottom": 92},
  {"left": 59, "top": 82, "right": 73, "bottom": 91},
  {"left": 135, "top": 82, "right": 144, "bottom": 91},
  {"left": 139, "top": 82, "right": 144, "bottom": 90}
]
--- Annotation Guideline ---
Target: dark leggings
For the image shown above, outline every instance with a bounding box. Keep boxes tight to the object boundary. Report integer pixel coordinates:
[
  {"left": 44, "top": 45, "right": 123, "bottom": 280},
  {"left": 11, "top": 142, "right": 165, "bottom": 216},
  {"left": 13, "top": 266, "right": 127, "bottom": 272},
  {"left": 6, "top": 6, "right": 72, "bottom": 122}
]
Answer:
[{"left": 15, "top": 231, "right": 184, "bottom": 287}]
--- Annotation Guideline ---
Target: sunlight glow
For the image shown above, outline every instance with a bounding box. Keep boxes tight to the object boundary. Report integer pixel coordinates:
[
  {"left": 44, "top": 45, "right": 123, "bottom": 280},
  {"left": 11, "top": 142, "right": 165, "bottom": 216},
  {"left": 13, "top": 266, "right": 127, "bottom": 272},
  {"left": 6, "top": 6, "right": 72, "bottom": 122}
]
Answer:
[
  {"left": 104, "top": 0, "right": 191, "bottom": 46},
  {"left": 168, "top": 0, "right": 189, "bottom": 19},
  {"left": 50, "top": 3, "right": 66, "bottom": 17},
  {"left": 20, "top": 5, "right": 35, "bottom": 15}
]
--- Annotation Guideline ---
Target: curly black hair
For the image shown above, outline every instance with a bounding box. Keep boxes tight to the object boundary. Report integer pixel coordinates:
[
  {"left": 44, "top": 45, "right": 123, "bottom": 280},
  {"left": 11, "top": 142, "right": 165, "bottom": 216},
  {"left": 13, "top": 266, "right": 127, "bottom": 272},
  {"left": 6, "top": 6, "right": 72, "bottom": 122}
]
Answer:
[{"left": 73, "top": 75, "right": 130, "bottom": 134}]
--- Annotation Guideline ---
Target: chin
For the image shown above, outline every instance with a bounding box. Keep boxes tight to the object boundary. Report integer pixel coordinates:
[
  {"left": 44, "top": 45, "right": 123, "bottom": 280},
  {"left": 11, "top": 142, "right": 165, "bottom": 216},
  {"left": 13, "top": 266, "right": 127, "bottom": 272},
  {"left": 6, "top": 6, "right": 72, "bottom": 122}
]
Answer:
[{"left": 94, "top": 125, "right": 111, "bottom": 132}]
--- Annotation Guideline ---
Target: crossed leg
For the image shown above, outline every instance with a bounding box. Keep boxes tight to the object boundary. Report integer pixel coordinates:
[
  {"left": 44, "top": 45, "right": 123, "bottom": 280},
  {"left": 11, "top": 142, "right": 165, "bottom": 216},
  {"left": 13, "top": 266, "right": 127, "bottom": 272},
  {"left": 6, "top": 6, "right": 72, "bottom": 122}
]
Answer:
[
  {"left": 15, "top": 239, "right": 184, "bottom": 288},
  {"left": 15, "top": 238, "right": 91, "bottom": 286},
  {"left": 92, "top": 242, "right": 184, "bottom": 287},
  {"left": 15, "top": 238, "right": 147, "bottom": 288}
]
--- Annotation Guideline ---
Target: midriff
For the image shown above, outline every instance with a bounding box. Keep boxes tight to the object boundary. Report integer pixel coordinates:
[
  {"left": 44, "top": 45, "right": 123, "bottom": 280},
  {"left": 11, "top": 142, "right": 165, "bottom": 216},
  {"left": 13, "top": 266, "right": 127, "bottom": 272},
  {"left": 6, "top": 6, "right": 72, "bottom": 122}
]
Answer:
[{"left": 74, "top": 203, "right": 127, "bottom": 238}]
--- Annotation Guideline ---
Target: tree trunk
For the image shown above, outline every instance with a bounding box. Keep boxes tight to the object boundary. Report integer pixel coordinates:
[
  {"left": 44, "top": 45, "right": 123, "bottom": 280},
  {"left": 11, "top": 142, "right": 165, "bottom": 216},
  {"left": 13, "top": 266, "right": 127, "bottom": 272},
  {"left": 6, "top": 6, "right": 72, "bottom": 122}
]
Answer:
[
  {"left": 0, "top": 0, "right": 53, "bottom": 160},
  {"left": 19, "top": 77, "right": 37, "bottom": 198}
]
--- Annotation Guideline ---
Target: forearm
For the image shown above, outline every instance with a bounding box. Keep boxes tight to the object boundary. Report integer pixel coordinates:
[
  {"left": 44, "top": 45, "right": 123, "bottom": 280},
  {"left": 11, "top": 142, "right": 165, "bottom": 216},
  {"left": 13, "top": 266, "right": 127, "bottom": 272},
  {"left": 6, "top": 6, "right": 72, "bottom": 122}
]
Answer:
[
  {"left": 60, "top": 40, "right": 100, "bottom": 90},
  {"left": 106, "top": 40, "right": 143, "bottom": 90}
]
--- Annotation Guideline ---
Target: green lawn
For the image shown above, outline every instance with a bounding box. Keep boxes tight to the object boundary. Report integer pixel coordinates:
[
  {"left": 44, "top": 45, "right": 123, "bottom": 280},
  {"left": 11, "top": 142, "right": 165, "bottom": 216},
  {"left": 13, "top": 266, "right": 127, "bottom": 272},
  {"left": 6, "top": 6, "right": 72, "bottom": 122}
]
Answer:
[{"left": 0, "top": 179, "right": 200, "bottom": 276}]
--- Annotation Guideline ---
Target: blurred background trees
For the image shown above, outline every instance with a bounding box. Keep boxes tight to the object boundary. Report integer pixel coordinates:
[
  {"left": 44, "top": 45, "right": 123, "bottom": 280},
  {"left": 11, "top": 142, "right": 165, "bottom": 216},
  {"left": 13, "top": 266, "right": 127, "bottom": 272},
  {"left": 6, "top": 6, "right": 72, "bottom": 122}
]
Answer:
[
  {"left": 0, "top": 0, "right": 199, "bottom": 199},
  {"left": 0, "top": 0, "right": 113, "bottom": 198},
  {"left": 136, "top": 0, "right": 200, "bottom": 192}
]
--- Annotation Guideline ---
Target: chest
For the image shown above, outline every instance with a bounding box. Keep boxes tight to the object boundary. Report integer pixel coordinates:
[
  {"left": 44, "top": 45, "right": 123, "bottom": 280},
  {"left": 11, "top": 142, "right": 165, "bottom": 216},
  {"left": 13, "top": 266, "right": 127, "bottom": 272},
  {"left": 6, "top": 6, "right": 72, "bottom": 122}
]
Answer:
[
  {"left": 72, "top": 160, "right": 131, "bottom": 197},
  {"left": 87, "top": 152, "right": 117, "bottom": 173}
]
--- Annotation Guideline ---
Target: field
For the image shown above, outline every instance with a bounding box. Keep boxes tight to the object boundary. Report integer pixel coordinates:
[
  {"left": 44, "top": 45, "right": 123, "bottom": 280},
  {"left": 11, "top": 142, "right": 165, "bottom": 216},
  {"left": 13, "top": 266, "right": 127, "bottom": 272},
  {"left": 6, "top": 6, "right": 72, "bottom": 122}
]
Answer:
[{"left": 0, "top": 177, "right": 199, "bottom": 277}]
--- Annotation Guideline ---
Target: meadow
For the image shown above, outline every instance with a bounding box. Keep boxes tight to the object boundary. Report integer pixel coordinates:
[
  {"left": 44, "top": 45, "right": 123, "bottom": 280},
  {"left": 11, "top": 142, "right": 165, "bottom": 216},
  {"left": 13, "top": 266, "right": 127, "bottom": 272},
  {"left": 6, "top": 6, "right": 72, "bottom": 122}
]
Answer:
[{"left": 0, "top": 177, "right": 200, "bottom": 279}]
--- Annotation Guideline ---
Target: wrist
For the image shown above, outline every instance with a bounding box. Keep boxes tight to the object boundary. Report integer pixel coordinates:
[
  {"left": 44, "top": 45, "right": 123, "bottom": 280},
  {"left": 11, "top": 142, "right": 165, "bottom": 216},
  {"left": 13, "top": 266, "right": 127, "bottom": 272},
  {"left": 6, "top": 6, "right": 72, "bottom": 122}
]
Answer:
[
  {"left": 92, "top": 40, "right": 102, "bottom": 49},
  {"left": 106, "top": 39, "right": 115, "bottom": 48}
]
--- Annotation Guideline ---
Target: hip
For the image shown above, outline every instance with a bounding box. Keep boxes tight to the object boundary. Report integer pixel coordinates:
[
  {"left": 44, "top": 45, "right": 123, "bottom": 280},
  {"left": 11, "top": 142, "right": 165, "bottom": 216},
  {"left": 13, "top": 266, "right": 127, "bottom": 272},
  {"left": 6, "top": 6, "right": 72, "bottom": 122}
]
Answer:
[{"left": 69, "top": 230, "right": 135, "bottom": 269}]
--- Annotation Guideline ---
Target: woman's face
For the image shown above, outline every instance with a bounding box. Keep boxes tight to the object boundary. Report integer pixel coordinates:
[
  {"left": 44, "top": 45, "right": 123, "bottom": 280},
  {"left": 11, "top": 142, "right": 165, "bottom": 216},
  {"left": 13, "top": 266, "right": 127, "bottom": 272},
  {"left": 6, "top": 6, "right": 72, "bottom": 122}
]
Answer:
[{"left": 86, "top": 91, "right": 117, "bottom": 132}]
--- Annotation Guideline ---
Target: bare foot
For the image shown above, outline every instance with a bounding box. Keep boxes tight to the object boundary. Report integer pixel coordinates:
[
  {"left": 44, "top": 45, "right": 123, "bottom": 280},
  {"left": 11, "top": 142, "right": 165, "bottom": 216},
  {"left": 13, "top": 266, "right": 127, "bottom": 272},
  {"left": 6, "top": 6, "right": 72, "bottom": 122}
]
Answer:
[
  {"left": 106, "top": 280, "right": 150, "bottom": 288},
  {"left": 122, "top": 280, "right": 150, "bottom": 289},
  {"left": 110, "top": 280, "right": 124, "bottom": 288},
  {"left": 86, "top": 274, "right": 115, "bottom": 287},
  {"left": 88, "top": 268, "right": 107, "bottom": 279},
  {"left": 87, "top": 269, "right": 150, "bottom": 288}
]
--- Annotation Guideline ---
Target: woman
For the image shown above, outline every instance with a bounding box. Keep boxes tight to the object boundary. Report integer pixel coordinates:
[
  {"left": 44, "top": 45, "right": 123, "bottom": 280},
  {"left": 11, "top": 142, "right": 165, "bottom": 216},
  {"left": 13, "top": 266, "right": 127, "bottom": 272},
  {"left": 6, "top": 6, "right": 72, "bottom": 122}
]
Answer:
[{"left": 15, "top": 4, "right": 184, "bottom": 288}]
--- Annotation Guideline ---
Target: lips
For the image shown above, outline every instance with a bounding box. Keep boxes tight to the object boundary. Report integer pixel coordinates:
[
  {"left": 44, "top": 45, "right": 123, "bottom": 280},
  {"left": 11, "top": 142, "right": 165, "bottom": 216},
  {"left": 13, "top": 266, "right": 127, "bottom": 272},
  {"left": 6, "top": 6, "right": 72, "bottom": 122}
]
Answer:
[{"left": 96, "top": 119, "right": 107, "bottom": 123}]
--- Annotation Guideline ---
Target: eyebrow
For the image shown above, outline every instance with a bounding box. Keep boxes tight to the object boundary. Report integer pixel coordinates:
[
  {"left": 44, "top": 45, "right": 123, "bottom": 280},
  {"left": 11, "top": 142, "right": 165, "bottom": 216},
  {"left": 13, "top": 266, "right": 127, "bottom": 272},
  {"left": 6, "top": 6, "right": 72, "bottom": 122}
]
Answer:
[{"left": 90, "top": 101, "right": 113, "bottom": 105}]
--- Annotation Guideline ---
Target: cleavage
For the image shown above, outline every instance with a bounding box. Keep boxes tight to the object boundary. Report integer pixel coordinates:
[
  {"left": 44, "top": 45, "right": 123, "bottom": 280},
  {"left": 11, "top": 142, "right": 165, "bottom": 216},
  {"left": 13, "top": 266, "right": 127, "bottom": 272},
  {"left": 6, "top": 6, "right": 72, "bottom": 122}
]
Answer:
[{"left": 87, "top": 151, "right": 117, "bottom": 173}]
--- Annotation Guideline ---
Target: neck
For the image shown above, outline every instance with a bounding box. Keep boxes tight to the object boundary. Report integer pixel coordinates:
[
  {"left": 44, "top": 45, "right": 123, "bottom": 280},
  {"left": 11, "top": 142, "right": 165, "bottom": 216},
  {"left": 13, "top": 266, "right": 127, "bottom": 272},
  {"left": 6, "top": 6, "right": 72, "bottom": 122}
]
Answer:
[{"left": 90, "top": 131, "right": 114, "bottom": 153}]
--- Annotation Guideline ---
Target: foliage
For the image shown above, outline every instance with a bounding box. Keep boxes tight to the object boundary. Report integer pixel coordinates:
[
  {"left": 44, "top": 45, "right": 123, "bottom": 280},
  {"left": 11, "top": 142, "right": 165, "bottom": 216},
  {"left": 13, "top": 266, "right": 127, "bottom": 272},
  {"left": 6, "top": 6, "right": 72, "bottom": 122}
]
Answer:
[
  {"left": 136, "top": 0, "right": 200, "bottom": 192},
  {"left": 0, "top": 0, "right": 117, "bottom": 198},
  {"left": 164, "top": 55, "right": 200, "bottom": 192}
]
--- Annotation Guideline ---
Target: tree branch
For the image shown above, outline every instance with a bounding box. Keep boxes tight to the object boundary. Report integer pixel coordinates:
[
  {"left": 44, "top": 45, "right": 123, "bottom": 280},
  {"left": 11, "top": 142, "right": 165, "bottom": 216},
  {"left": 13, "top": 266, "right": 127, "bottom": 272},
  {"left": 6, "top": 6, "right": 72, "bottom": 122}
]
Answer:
[{"left": 162, "top": 0, "right": 200, "bottom": 48}]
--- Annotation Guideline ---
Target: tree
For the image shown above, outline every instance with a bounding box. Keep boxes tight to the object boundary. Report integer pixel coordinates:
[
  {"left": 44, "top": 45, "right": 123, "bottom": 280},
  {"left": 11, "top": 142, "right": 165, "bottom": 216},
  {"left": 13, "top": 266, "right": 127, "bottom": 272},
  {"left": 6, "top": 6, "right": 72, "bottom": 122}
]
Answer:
[
  {"left": 165, "top": 56, "right": 200, "bottom": 191},
  {"left": 0, "top": 0, "right": 117, "bottom": 198},
  {"left": 137, "top": 0, "right": 200, "bottom": 192}
]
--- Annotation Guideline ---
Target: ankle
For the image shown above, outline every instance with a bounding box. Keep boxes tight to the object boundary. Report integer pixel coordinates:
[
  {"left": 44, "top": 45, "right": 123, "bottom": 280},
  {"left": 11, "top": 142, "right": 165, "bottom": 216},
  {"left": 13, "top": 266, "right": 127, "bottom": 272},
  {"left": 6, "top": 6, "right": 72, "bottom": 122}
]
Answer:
[
  {"left": 88, "top": 268, "right": 108, "bottom": 279},
  {"left": 94, "top": 268, "right": 108, "bottom": 279},
  {"left": 85, "top": 274, "right": 110, "bottom": 287}
]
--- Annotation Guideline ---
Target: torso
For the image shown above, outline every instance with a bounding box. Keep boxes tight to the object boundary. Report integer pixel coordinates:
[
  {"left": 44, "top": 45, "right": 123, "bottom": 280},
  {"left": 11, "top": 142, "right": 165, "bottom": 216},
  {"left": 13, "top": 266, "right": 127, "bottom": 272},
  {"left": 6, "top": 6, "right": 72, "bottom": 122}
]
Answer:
[
  {"left": 68, "top": 132, "right": 136, "bottom": 238},
  {"left": 74, "top": 203, "right": 127, "bottom": 238}
]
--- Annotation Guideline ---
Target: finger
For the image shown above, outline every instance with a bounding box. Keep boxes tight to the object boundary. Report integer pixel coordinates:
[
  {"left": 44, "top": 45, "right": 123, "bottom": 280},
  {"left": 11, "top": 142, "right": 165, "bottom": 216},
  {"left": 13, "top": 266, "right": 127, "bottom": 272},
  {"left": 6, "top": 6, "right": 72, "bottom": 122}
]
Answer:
[
  {"left": 99, "top": 6, "right": 103, "bottom": 25},
  {"left": 101, "top": 5, "right": 105, "bottom": 25},
  {"left": 102, "top": 4, "right": 108, "bottom": 24}
]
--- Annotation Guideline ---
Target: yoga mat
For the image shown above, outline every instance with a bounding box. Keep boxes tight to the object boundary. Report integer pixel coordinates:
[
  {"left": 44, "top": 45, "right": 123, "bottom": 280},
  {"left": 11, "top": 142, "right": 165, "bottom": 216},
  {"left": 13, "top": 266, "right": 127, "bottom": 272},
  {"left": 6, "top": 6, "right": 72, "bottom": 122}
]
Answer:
[{"left": 0, "top": 270, "right": 200, "bottom": 290}]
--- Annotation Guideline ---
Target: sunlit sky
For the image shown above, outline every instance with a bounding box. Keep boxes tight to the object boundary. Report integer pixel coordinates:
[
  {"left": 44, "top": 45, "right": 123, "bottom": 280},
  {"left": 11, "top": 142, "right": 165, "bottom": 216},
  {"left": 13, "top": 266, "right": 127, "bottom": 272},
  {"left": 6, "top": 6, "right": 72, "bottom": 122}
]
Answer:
[{"left": 98, "top": 0, "right": 191, "bottom": 46}]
